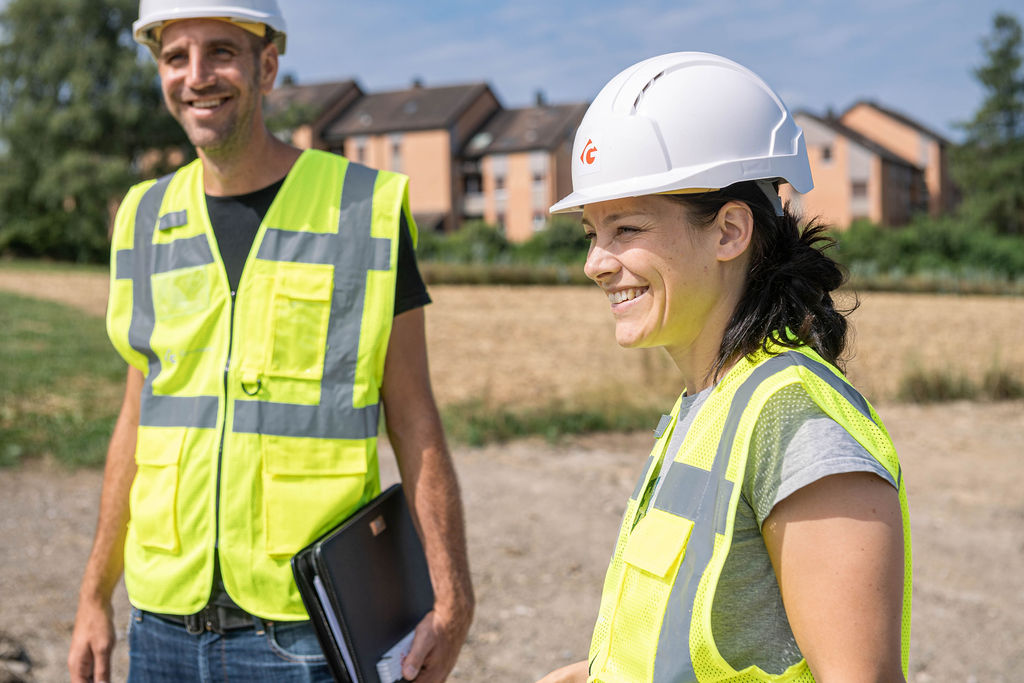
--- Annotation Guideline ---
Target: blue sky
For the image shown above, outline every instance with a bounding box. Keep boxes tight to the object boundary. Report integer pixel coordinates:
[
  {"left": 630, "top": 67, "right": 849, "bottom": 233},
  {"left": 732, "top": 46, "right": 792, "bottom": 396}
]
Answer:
[{"left": 278, "top": 0, "right": 1022, "bottom": 142}]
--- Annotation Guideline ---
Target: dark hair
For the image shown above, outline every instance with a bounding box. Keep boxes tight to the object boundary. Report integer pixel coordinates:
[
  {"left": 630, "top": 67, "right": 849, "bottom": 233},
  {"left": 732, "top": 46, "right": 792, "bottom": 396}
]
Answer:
[{"left": 669, "top": 181, "right": 856, "bottom": 379}]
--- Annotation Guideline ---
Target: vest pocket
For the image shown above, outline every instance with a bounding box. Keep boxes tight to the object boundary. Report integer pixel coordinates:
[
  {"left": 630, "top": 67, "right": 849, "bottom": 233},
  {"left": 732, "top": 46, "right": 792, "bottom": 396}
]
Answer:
[
  {"left": 600, "top": 510, "right": 694, "bottom": 680},
  {"left": 622, "top": 509, "right": 694, "bottom": 578},
  {"left": 261, "top": 434, "right": 369, "bottom": 558},
  {"left": 268, "top": 263, "right": 334, "bottom": 383},
  {"left": 151, "top": 266, "right": 211, "bottom": 320},
  {"left": 130, "top": 426, "right": 186, "bottom": 553}
]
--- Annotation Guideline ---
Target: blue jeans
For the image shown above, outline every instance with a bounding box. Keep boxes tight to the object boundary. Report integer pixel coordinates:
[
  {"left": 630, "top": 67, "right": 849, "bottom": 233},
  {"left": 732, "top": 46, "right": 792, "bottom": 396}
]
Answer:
[{"left": 127, "top": 607, "right": 334, "bottom": 682}]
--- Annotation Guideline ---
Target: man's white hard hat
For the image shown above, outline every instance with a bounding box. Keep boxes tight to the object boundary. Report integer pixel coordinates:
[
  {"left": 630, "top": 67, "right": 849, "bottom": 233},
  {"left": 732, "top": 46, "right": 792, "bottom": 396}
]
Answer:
[
  {"left": 134, "top": 0, "right": 287, "bottom": 55},
  {"left": 550, "top": 51, "right": 813, "bottom": 214}
]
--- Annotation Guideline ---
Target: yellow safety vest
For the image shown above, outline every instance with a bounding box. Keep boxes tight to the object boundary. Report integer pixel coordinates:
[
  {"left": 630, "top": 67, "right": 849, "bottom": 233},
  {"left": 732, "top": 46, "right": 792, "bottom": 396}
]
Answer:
[
  {"left": 107, "top": 150, "right": 414, "bottom": 620},
  {"left": 588, "top": 345, "right": 912, "bottom": 682}
]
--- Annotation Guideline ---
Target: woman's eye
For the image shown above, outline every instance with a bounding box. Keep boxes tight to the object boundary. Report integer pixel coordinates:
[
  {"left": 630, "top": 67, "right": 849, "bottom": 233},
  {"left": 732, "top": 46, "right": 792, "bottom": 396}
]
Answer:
[
  {"left": 616, "top": 226, "right": 639, "bottom": 236},
  {"left": 582, "top": 232, "right": 596, "bottom": 242}
]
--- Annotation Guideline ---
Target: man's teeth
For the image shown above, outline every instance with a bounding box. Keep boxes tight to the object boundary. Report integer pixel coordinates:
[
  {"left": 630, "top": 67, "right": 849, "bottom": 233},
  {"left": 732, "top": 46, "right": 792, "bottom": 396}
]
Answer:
[
  {"left": 192, "top": 99, "right": 224, "bottom": 108},
  {"left": 608, "top": 287, "right": 647, "bottom": 304}
]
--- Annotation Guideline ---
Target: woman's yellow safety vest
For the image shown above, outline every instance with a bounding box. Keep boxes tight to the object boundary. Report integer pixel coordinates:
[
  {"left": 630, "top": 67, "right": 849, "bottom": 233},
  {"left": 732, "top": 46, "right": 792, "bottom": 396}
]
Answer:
[
  {"left": 587, "top": 345, "right": 912, "bottom": 682},
  {"left": 107, "top": 150, "right": 413, "bottom": 620}
]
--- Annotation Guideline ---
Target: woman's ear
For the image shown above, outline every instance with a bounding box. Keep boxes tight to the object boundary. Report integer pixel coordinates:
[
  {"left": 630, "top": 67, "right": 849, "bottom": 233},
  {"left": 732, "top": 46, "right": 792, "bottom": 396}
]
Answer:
[{"left": 716, "top": 201, "right": 754, "bottom": 262}]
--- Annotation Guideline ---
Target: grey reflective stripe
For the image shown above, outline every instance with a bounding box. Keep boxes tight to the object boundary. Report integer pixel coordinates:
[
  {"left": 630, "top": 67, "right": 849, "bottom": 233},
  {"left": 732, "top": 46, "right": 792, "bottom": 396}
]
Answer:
[
  {"left": 151, "top": 234, "right": 215, "bottom": 274},
  {"left": 158, "top": 209, "right": 188, "bottom": 230},
  {"left": 256, "top": 228, "right": 335, "bottom": 265},
  {"left": 233, "top": 161, "right": 390, "bottom": 440},
  {"left": 653, "top": 414, "right": 672, "bottom": 439},
  {"left": 631, "top": 455, "right": 655, "bottom": 500},
  {"left": 127, "top": 174, "right": 219, "bottom": 429},
  {"left": 655, "top": 462, "right": 732, "bottom": 533},
  {"left": 126, "top": 177, "right": 170, "bottom": 365},
  {"left": 652, "top": 351, "right": 871, "bottom": 682},
  {"left": 142, "top": 394, "right": 219, "bottom": 429},
  {"left": 116, "top": 249, "right": 133, "bottom": 280},
  {"left": 786, "top": 351, "right": 873, "bottom": 422}
]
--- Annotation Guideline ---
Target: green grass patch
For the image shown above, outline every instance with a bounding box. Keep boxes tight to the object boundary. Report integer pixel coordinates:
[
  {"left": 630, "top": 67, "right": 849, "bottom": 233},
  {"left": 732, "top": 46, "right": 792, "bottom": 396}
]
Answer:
[
  {"left": 0, "top": 291, "right": 124, "bottom": 467},
  {"left": 896, "top": 365, "right": 1024, "bottom": 403},
  {"left": 440, "top": 399, "right": 661, "bottom": 447}
]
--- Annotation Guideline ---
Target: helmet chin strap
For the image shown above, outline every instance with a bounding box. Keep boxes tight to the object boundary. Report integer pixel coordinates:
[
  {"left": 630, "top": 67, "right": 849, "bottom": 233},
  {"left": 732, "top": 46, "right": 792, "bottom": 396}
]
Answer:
[{"left": 755, "top": 179, "right": 784, "bottom": 216}]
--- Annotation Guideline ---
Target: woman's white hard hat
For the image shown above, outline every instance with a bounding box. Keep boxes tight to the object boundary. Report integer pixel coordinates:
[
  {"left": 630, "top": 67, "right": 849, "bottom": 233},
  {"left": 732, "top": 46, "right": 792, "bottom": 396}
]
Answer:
[
  {"left": 134, "top": 0, "right": 287, "bottom": 55},
  {"left": 550, "top": 52, "right": 813, "bottom": 214}
]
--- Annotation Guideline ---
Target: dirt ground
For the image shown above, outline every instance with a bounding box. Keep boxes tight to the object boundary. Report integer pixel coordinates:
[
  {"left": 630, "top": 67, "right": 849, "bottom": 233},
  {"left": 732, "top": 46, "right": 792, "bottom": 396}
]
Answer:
[{"left": 1, "top": 270, "right": 1023, "bottom": 681}]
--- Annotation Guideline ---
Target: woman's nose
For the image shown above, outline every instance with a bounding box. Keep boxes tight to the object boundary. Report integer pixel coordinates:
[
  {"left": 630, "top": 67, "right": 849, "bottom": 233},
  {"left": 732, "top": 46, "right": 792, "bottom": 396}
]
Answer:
[{"left": 583, "top": 242, "right": 618, "bottom": 283}]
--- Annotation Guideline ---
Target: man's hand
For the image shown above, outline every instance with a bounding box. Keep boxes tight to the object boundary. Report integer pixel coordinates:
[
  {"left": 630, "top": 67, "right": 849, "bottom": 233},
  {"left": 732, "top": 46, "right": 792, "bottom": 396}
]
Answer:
[
  {"left": 401, "top": 608, "right": 471, "bottom": 682},
  {"left": 68, "top": 598, "right": 116, "bottom": 683}
]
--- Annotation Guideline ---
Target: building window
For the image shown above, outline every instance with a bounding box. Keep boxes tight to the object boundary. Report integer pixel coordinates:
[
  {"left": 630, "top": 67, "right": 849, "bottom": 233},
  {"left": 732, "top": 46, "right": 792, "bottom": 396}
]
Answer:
[
  {"left": 390, "top": 134, "right": 403, "bottom": 172},
  {"left": 852, "top": 181, "right": 868, "bottom": 198},
  {"left": 821, "top": 145, "right": 833, "bottom": 163},
  {"left": 532, "top": 211, "right": 546, "bottom": 231},
  {"left": 494, "top": 175, "right": 505, "bottom": 191},
  {"left": 354, "top": 135, "right": 367, "bottom": 163},
  {"left": 530, "top": 151, "right": 549, "bottom": 186}
]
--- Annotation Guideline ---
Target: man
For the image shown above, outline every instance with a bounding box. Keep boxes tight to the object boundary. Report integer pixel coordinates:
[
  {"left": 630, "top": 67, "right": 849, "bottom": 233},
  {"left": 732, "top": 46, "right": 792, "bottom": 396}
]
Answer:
[{"left": 68, "top": 2, "right": 473, "bottom": 681}]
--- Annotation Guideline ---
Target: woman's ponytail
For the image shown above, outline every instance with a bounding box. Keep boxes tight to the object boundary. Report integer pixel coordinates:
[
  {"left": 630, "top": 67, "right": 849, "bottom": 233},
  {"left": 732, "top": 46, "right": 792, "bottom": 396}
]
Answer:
[{"left": 670, "top": 181, "right": 855, "bottom": 379}]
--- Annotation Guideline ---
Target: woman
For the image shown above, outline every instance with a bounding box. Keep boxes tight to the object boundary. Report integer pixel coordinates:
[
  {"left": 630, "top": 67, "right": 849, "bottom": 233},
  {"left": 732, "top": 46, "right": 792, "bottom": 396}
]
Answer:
[{"left": 537, "top": 53, "right": 911, "bottom": 682}]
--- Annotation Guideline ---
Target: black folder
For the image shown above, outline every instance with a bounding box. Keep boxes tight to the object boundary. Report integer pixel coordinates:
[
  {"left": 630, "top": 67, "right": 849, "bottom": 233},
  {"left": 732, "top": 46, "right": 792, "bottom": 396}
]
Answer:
[{"left": 291, "top": 484, "right": 435, "bottom": 683}]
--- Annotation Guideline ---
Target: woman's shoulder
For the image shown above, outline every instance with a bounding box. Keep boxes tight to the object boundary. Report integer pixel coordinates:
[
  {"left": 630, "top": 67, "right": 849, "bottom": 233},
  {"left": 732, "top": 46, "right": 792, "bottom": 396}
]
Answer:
[{"left": 744, "top": 383, "right": 896, "bottom": 528}]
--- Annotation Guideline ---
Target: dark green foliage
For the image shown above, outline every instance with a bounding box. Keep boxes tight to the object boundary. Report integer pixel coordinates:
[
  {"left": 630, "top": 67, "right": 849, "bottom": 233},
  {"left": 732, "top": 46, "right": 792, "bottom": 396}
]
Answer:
[
  {"left": 897, "top": 364, "right": 1024, "bottom": 403},
  {"left": 0, "top": 291, "right": 125, "bottom": 467},
  {"left": 514, "top": 216, "right": 588, "bottom": 265},
  {"left": 834, "top": 217, "right": 1024, "bottom": 281},
  {"left": 951, "top": 12, "right": 1024, "bottom": 235},
  {"left": 0, "top": 0, "right": 186, "bottom": 262},
  {"left": 417, "top": 216, "right": 588, "bottom": 269},
  {"left": 441, "top": 399, "right": 659, "bottom": 447}
]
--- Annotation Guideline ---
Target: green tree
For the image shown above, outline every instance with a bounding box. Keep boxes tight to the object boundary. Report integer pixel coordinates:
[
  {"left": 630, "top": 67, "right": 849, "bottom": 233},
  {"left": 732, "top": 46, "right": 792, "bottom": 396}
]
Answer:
[
  {"left": 952, "top": 12, "right": 1024, "bottom": 235},
  {"left": 0, "top": 0, "right": 185, "bottom": 262}
]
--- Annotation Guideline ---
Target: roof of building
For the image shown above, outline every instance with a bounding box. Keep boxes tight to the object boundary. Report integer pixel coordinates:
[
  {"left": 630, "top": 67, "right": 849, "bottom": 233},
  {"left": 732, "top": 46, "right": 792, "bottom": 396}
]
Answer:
[
  {"left": 263, "top": 79, "right": 361, "bottom": 124},
  {"left": 323, "top": 82, "right": 496, "bottom": 138},
  {"left": 795, "top": 110, "right": 921, "bottom": 170},
  {"left": 462, "top": 102, "right": 589, "bottom": 156},
  {"left": 841, "top": 100, "right": 950, "bottom": 145}
]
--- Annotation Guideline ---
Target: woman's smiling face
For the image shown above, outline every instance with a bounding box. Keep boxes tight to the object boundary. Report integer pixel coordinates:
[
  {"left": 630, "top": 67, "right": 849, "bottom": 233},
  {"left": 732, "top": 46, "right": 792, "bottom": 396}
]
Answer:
[{"left": 581, "top": 194, "right": 746, "bottom": 369}]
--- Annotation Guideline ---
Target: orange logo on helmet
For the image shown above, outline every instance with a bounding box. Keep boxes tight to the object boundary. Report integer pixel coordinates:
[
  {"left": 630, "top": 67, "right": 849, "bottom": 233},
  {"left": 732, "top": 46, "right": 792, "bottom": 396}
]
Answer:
[{"left": 580, "top": 139, "right": 598, "bottom": 165}]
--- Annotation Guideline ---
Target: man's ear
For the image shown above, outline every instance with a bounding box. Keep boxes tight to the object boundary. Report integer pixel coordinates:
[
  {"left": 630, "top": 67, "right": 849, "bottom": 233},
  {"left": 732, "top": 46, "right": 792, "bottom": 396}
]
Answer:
[
  {"left": 259, "top": 44, "right": 278, "bottom": 95},
  {"left": 716, "top": 201, "right": 754, "bottom": 262}
]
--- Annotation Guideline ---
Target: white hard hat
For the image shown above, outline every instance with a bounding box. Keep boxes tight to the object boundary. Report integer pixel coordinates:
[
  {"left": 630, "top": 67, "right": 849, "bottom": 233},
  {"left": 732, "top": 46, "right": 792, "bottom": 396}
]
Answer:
[
  {"left": 550, "top": 52, "right": 812, "bottom": 214},
  {"left": 134, "top": 0, "right": 287, "bottom": 55}
]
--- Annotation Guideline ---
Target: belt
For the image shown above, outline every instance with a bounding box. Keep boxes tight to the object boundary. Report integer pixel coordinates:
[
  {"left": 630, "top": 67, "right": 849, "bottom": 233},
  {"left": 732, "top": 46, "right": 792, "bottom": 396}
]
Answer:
[{"left": 148, "top": 604, "right": 265, "bottom": 635}]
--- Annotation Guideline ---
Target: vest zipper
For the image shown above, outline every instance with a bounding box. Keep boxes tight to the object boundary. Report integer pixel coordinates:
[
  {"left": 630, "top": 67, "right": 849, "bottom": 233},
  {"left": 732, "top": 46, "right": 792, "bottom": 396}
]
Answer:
[{"left": 214, "top": 289, "right": 236, "bottom": 554}]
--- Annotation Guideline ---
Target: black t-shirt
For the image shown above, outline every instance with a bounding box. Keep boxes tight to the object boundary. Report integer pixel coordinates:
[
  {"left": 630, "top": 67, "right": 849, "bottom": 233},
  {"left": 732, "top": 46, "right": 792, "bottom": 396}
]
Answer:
[{"left": 205, "top": 178, "right": 431, "bottom": 314}]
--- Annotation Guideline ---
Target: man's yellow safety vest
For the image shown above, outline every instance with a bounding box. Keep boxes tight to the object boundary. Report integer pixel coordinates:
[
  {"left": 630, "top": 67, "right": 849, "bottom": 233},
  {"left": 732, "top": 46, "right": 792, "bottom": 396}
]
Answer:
[
  {"left": 587, "top": 345, "right": 912, "bottom": 682},
  {"left": 107, "top": 150, "right": 413, "bottom": 620}
]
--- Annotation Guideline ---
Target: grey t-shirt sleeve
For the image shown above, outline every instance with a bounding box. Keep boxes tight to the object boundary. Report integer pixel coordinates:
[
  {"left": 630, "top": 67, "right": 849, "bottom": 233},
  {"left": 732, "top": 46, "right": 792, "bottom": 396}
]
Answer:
[
  {"left": 746, "top": 383, "right": 897, "bottom": 529},
  {"left": 711, "top": 381, "right": 897, "bottom": 675}
]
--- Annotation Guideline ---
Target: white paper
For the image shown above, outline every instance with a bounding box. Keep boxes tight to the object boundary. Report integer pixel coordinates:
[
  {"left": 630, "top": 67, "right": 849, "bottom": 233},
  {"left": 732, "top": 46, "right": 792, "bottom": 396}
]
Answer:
[{"left": 313, "top": 574, "right": 359, "bottom": 682}]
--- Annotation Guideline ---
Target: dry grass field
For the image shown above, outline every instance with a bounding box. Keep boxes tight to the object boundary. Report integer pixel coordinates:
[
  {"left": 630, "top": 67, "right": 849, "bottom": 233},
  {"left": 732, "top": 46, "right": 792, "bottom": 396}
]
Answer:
[{"left": 1, "top": 268, "right": 1023, "bottom": 681}]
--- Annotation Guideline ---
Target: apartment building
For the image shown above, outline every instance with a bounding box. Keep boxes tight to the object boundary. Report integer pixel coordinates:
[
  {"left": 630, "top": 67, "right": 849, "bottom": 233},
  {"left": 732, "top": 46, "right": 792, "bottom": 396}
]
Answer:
[
  {"left": 319, "top": 82, "right": 501, "bottom": 233},
  {"left": 461, "top": 100, "right": 587, "bottom": 242},
  {"left": 263, "top": 79, "right": 363, "bottom": 150},
  {"left": 784, "top": 111, "right": 926, "bottom": 228},
  {"left": 263, "top": 78, "right": 953, "bottom": 235},
  {"left": 840, "top": 100, "right": 957, "bottom": 217}
]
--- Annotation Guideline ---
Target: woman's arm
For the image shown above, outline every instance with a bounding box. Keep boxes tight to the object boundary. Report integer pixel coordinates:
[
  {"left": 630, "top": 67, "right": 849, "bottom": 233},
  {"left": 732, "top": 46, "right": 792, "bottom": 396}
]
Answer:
[
  {"left": 535, "top": 660, "right": 588, "bottom": 683},
  {"left": 762, "top": 471, "right": 906, "bottom": 683}
]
